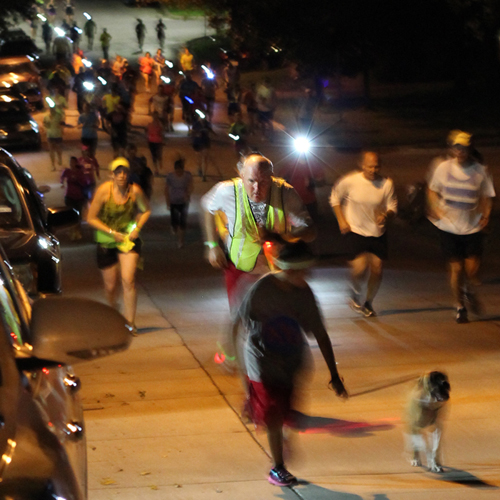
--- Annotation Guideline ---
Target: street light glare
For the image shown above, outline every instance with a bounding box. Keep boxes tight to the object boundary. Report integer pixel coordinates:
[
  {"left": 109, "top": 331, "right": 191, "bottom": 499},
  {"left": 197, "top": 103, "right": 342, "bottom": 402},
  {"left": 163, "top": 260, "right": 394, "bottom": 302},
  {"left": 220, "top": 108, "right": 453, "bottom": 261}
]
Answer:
[{"left": 294, "top": 136, "right": 310, "bottom": 154}]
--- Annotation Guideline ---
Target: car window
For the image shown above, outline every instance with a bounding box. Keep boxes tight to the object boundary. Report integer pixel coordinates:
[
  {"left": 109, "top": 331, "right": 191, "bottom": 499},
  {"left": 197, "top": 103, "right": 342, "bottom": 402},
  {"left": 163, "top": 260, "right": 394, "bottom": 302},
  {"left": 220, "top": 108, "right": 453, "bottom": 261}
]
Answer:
[
  {"left": 0, "top": 275, "right": 24, "bottom": 348},
  {"left": 0, "top": 99, "right": 27, "bottom": 115},
  {"left": 0, "top": 168, "right": 29, "bottom": 229}
]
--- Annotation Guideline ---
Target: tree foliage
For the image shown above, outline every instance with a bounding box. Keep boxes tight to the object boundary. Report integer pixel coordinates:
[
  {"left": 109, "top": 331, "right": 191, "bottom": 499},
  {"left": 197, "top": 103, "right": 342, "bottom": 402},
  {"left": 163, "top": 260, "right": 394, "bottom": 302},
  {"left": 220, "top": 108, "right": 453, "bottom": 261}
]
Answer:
[
  {"left": 0, "top": 0, "right": 36, "bottom": 34},
  {"left": 201, "top": 0, "right": 500, "bottom": 84}
]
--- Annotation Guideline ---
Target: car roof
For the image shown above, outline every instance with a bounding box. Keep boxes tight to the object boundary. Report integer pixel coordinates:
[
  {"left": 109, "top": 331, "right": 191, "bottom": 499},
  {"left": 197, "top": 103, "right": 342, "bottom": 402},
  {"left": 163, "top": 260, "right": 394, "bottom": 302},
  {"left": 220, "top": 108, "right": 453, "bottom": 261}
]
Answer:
[{"left": 0, "top": 56, "right": 33, "bottom": 65}]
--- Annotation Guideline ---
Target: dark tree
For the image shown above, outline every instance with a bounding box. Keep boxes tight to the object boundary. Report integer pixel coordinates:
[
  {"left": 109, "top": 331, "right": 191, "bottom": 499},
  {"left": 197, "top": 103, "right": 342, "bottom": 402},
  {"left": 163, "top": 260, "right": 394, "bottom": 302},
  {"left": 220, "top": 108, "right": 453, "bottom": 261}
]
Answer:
[{"left": 0, "top": 0, "right": 36, "bottom": 34}]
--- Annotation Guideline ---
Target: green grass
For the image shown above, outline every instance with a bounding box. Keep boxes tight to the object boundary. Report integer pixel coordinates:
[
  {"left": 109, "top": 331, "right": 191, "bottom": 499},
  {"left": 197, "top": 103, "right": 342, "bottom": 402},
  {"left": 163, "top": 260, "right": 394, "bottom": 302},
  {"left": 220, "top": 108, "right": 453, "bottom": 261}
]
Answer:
[{"left": 167, "top": 6, "right": 205, "bottom": 17}]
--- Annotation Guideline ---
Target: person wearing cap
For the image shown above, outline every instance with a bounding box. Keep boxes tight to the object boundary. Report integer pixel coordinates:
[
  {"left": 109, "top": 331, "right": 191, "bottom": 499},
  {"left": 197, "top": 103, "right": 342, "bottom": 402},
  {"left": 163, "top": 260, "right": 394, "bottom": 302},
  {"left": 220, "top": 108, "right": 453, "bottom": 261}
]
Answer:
[
  {"left": 231, "top": 241, "right": 348, "bottom": 487},
  {"left": 330, "top": 151, "right": 397, "bottom": 317},
  {"left": 87, "top": 157, "right": 151, "bottom": 334},
  {"left": 201, "top": 153, "right": 316, "bottom": 312},
  {"left": 427, "top": 131, "right": 495, "bottom": 323}
]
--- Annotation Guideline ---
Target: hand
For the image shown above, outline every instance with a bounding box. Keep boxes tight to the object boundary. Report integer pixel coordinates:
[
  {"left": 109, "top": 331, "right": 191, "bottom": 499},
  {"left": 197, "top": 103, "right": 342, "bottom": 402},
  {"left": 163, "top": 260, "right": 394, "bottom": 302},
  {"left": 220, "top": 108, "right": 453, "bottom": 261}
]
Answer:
[
  {"left": 207, "top": 245, "right": 228, "bottom": 269},
  {"left": 338, "top": 220, "right": 351, "bottom": 234},
  {"left": 129, "top": 229, "right": 140, "bottom": 241},
  {"left": 376, "top": 212, "right": 387, "bottom": 226},
  {"left": 112, "top": 231, "right": 125, "bottom": 243},
  {"left": 479, "top": 214, "right": 489, "bottom": 230},
  {"left": 329, "top": 375, "right": 348, "bottom": 399}
]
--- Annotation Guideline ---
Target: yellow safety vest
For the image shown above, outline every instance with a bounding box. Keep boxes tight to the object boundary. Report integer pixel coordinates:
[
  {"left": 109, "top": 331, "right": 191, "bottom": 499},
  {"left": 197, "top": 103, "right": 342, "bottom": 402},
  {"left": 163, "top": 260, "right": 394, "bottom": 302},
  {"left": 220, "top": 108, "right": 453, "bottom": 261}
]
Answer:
[{"left": 229, "top": 177, "right": 286, "bottom": 272}]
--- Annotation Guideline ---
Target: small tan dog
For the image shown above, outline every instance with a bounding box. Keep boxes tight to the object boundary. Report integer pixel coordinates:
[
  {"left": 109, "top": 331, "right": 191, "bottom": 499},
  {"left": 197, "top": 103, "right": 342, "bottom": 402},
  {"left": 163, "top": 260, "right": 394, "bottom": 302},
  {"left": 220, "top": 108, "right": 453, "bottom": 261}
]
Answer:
[{"left": 405, "top": 371, "right": 450, "bottom": 473}]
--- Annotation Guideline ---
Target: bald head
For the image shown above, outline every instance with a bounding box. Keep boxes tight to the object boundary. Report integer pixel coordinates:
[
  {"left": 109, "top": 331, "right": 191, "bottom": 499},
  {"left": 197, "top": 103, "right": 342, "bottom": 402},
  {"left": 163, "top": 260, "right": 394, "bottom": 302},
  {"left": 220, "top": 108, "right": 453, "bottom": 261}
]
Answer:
[
  {"left": 360, "top": 151, "right": 381, "bottom": 181},
  {"left": 240, "top": 154, "right": 273, "bottom": 202}
]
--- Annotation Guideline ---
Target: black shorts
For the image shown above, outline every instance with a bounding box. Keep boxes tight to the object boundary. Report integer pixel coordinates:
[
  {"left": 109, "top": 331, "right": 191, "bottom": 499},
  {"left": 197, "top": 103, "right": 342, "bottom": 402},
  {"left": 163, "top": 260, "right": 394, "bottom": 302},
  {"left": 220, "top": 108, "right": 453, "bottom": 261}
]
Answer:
[
  {"left": 170, "top": 203, "right": 188, "bottom": 229},
  {"left": 148, "top": 142, "right": 163, "bottom": 162},
  {"left": 343, "top": 231, "right": 388, "bottom": 261},
  {"left": 96, "top": 239, "right": 142, "bottom": 270},
  {"left": 438, "top": 230, "right": 483, "bottom": 260}
]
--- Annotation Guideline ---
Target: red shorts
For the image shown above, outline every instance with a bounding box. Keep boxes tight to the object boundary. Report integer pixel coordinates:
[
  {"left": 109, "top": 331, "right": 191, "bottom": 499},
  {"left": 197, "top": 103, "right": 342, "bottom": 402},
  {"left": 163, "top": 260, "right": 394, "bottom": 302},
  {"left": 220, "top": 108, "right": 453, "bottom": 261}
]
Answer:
[
  {"left": 246, "top": 379, "right": 293, "bottom": 427},
  {"left": 223, "top": 261, "right": 258, "bottom": 312}
]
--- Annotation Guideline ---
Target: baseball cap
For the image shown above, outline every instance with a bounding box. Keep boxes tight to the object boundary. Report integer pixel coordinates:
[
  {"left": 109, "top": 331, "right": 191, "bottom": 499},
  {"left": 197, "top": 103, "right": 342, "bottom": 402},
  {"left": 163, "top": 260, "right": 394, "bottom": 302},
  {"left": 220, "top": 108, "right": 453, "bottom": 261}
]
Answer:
[
  {"left": 448, "top": 130, "right": 471, "bottom": 147},
  {"left": 109, "top": 157, "right": 130, "bottom": 172}
]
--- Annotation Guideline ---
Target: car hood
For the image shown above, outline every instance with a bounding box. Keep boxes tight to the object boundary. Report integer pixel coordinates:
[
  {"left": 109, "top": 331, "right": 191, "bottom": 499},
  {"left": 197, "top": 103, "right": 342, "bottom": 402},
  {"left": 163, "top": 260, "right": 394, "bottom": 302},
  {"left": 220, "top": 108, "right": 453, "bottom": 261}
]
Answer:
[{"left": 0, "top": 230, "right": 36, "bottom": 262}]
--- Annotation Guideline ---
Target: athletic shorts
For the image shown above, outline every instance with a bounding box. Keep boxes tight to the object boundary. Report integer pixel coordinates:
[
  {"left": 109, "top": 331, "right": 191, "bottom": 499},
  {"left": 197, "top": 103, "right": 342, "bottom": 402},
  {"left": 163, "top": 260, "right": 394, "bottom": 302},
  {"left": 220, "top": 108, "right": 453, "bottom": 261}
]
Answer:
[
  {"left": 96, "top": 239, "right": 142, "bottom": 270},
  {"left": 247, "top": 379, "right": 293, "bottom": 427},
  {"left": 438, "top": 229, "right": 483, "bottom": 260},
  {"left": 148, "top": 142, "right": 163, "bottom": 163},
  {"left": 343, "top": 231, "right": 388, "bottom": 261}
]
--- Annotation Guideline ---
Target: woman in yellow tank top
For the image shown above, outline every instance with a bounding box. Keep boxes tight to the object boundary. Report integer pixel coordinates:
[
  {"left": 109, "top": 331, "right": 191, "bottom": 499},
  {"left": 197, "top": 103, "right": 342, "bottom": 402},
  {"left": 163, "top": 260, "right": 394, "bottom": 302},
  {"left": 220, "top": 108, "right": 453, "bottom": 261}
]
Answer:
[{"left": 87, "top": 157, "right": 151, "bottom": 334}]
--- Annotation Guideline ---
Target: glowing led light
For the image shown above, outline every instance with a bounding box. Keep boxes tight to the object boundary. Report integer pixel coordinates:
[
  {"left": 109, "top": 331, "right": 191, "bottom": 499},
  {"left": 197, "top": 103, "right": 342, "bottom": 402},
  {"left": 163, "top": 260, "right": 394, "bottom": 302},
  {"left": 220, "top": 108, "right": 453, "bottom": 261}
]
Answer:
[
  {"left": 165, "top": 60, "right": 173, "bottom": 68},
  {"left": 294, "top": 136, "right": 310, "bottom": 153},
  {"left": 201, "top": 65, "right": 214, "bottom": 79},
  {"left": 195, "top": 109, "right": 205, "bottom": 119},
  {"left": 179, "top": 70, "right": 184, "bottom": 76},
  {"left": 184, "top": 96, "right": 193, "bottom": 104},
  {"left": 54, "top": 27, "right": 65, "bottom": 37},
  {"left": 45, "top": 96, "right": 55, "bottom": 108},
  {"left": 83, "top": 81, "right": 94, "bottom": 91},
  {"left": 228, "top": 133, "right": 239, "bottom": 141},
  {"left": 75, "top": 27, "right": 83, "bottom": 34},
  {"left": 2, "top": 81, "right": 11, "bottom": 88},
  {"left": 37, "top": 13, "right": 47, "bottom": 21},
  {"left": 83, "top": 12, "right": 91, "bottom": 20},
  {"left": 38, "top": 237, "right": 49, "bottom": 249},
  {"left": 160, "top": 76, "right": 171, "bottom": 84},
  {"left": 214, "top": 352, "right": 225, "bottom": 364},
  {"left": 97, "top": 76, "right": 107, "bottom": 85},
  {"left": 82, "top": 58, "right": 92, "bottom": 68},
  {"left": 1, "top": 96, "right": 12, "bottom": 102}
]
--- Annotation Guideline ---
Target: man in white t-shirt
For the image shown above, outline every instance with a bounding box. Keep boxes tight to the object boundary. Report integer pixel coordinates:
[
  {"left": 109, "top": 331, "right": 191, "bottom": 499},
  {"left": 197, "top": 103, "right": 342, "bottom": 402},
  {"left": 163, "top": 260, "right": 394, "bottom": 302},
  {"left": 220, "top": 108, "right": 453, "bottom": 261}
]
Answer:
[
  {"left": 427, "top": 131, "right": 495, "bottom": 323},
  {"left": 330, "top": 151, "right": 397, "bottom": 317}
]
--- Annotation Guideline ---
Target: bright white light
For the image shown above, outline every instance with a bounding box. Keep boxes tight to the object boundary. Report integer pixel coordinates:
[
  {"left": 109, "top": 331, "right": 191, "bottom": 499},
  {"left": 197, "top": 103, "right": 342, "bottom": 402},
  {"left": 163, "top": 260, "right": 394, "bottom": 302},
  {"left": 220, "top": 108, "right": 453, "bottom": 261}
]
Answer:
[
  {"left": 54, "top": 27, "right": 65, "bottom": 37},
  {"left": 160, "top": 76, "right": 171, "bottom": 84},
  {"left": 82, "top": 59, "right": 92, "bottom": 68},
  {"left": 37, "top": 14, "right": 47, "bottom": 22},
  {"left": 75, "top": 27, "right": 83, "bottom": 34},
  {"left": 83, "top": 12, "right": 91, "bottom": 20},
  {"left": 201, "top": 65, "right": 214, "bottom": 79},
  {"left": 38, "top": 237, "right": 49, "bottom": 249},
  {"left": 83, "top": 81, "right": 94, "bottom": 91},
  {"left": 26, "top": 55, "right": 34, "bottom": 62},
  {"left": 179, "top": 71, "right": 184, "bottom": 75},
  {"left": 2, "top": 81, "right": 11, "bottom": 88},
  {"left": 97, "top": 76, "right": 107, "bottom": 85},
  {"left": 195, "top": 109, "right": 205, "bottom": 119},
  {"left": 45, "top": 97, "right": 55, "bottom": 108},
  {"left": 165, "top": 60, "right": 173, "bottom": 68},
  {"left": 1, "top": 96, "right": 12, "bottom": 102},
  {"left": 294, "top": 136, "right": 310, "bottom": 153},
  {"left": 228, "top": 133, "right": 239, "bottom": 141}
]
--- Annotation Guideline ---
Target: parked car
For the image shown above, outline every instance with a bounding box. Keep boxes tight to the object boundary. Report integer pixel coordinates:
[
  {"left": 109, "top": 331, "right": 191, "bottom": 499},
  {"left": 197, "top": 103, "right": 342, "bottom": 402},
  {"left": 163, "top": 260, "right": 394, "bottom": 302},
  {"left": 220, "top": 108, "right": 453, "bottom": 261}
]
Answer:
[
  {"left": 0, "top": 55, "right": 43, "bottom": 110},
  {"left": 0, "top": 243, "right": 132, "bottom": 499},
  {"left": 0, "top": 30, "right": 40, "bottom": 61},
  {"left": 0, "top": 149, "right": 79, "bottom": 295},
  {"left": 0, "top": 93, "right": 41, "bottom": 150}
]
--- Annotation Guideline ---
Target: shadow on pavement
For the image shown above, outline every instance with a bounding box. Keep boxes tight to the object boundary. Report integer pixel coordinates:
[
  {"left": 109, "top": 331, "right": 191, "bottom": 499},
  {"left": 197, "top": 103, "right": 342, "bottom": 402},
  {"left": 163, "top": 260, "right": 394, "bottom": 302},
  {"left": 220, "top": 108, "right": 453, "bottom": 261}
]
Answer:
[
  {"left": 289, "top": 410, "right": 395, "bottom": 437},
  {"left": 436, "top": 467, "right": 498, "bottom": 489},
  {"left": 378, "top": 306, "right": 453, "bottom": 316},
  {"left": 278, "top": 483, "right": 370, "bottom": 499}
]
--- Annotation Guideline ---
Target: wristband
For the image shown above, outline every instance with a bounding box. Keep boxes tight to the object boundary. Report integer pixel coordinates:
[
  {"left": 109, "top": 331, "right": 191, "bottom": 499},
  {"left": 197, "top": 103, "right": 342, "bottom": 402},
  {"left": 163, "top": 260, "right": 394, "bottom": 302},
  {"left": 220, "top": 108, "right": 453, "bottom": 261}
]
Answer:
[{"left": 204, "top": 241, "right": 219, "bottom": 249}]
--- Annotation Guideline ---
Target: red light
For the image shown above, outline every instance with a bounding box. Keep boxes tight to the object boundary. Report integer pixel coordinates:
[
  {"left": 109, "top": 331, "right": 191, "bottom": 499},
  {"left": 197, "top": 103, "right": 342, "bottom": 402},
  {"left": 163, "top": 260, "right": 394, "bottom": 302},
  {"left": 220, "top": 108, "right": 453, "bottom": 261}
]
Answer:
[
  {"left": 42, "top": 367, "right": 50, "bottom": 375},
  {"left": 264, "top": 241, "right": 272, "bottom": 249},
  {"left": 214, "top": 352, "right": 225, "bottom": 364}
]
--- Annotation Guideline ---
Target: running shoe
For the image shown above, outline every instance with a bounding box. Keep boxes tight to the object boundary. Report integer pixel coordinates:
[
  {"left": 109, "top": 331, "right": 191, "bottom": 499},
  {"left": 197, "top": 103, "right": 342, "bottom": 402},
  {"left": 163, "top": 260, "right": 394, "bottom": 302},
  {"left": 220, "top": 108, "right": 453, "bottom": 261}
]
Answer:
[
  {"left": 464, "top": 291, "right": 482, "bottom": 316},
  {"left": 456, "top": 307, "right": 468, "bottom": 324},
  {"left": 361, "top": 301, "right": 376, "bottom": 317},
  {"left": 349, "top": 295, "right": 363, "bottom": 313},
  {"left": 268, "top": 466, "right": 298, "bottom": 487}
]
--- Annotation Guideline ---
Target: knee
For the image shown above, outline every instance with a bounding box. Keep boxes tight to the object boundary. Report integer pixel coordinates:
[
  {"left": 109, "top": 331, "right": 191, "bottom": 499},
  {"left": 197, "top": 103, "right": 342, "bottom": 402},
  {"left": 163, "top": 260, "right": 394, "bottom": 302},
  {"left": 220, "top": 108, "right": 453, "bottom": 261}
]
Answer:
[
  {"left": 370, "top": 260, "right": 383, "bottom": 276},
  {"left": 121, "top": 275, "right": 136, "bottom": 292}
]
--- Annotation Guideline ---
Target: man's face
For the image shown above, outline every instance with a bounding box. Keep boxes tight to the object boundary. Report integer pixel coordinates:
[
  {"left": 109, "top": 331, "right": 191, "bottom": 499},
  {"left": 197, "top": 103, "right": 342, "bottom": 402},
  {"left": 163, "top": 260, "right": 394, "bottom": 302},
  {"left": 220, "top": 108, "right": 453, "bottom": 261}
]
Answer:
[
  {"left": 451, "top": 144, "right": 469, "bottom": 163},
  {"left": 361, "top": 152, "right": 381, "bottom": 181},
  {"left": 241, "top": 158, "right": 272, "bottom": 203}
]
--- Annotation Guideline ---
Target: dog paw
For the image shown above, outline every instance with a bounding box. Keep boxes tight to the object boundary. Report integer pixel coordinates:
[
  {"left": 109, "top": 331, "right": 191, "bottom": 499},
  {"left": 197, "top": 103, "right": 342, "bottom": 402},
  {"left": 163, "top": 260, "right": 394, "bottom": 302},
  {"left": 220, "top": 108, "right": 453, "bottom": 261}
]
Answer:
[
  {"left": 410, "top": 458, "right": 421, "bottom": 467},
  {"left": 429, "top": 463, "right": 444, "bottom": 473}
]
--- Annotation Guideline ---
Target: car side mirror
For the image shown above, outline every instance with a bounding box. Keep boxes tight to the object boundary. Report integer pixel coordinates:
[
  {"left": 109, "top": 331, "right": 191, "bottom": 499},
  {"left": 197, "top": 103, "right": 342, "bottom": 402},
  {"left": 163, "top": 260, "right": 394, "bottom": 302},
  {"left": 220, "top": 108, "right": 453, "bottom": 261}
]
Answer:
[
  {"left": 47, "top": 206, "right": 79, "bottom": 231},
  {"left": 26, "top": 297, "right": 132, "bottom": 366}
]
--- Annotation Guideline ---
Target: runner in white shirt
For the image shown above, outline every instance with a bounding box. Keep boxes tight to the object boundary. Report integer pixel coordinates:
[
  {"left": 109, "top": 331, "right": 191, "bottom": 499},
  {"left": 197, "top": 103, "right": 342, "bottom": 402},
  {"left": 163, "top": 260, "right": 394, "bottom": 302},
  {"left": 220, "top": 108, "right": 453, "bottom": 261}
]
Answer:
[
  {"left": 330, "top": 151, "right": 397, "bottom": 317},
  {"left": 427, "top": 131, "right": 495, "bottom": 323}
]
